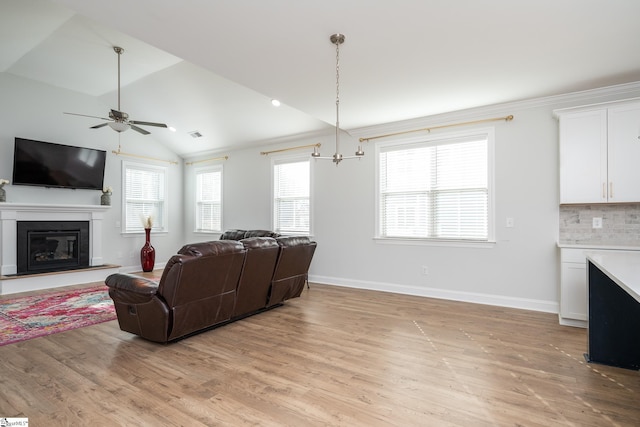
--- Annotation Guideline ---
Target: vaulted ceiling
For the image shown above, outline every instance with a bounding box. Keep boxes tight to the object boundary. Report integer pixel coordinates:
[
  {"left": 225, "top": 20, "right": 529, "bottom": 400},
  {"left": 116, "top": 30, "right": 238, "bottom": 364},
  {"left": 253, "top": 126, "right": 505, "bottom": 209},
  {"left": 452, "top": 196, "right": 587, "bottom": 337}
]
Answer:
[{"left": 3, "top": 0, "right": 640, "bottom": 157}]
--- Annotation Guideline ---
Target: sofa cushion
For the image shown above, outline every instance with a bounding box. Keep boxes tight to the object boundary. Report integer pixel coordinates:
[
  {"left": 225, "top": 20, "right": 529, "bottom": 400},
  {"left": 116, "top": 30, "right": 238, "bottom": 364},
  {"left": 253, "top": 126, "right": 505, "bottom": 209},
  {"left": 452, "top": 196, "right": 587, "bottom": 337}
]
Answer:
[
  {"left": 269, "top": 236, "right": 316, "bottom": 306},
  {"left": 244, "top": 230, "right": 280, "bottom": 238},
  {"left": 219, "top": 229, "right": 247, "bottom": 240},
  {"left": 220, "top": 229, "right": 280, "bottom": 240},
  {"left": 276, "top": 235, "right": 311, "bottom": 247},
  {"left": 232, "top": 237, "right": 280, "bottom": 318}
]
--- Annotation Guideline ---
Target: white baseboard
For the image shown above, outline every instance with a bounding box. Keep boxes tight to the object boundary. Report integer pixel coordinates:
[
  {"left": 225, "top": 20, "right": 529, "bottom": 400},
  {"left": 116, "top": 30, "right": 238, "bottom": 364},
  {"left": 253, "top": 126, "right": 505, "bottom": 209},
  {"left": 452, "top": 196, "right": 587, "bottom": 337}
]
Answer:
[
  {"left": 117, "top": 262, "right": 166, "bottom": 275},
  {"left": 309, "top": 274, "right": 559, "bottom": 314},
  {"left": 558, "top": 315, "right": 587, "bottom": 328}
]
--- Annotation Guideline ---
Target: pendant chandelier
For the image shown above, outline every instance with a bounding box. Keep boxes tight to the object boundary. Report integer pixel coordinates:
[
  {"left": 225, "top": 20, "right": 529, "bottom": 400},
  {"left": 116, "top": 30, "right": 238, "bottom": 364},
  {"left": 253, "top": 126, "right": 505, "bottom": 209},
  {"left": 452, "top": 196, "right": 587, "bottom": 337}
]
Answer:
[{"left": 312, "top": 33, "right": 364, "bottom": 165}]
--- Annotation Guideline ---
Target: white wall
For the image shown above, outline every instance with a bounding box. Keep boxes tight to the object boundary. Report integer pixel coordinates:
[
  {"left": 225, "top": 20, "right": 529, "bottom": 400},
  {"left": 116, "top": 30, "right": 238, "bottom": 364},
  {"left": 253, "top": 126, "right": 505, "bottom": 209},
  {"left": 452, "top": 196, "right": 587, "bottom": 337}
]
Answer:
[
  {"left": 183, "top": 82, "right": 640, "bottom": 314},
  {"left": 0, "top": 73, "right": 184, "bottom": 272},
  {"left": 4, "top": 69, "right": 640, "bottom": 313}
]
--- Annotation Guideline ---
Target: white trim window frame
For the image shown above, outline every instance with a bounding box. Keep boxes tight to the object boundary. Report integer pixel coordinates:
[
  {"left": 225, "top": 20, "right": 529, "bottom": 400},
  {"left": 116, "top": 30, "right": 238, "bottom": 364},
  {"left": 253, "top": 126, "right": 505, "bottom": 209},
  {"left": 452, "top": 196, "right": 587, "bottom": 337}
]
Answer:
[
  {"left": 122, "top": 160, "right": 168, "bottom": 234},
  {"left": 271, "top": 154, "right": 313, "bottom": 236},
  {"left": 375, "top": 127, "right": 495, "bottom": 244},
  {"left": 194, "top": 164, "right": 223, "bottom": 233}
]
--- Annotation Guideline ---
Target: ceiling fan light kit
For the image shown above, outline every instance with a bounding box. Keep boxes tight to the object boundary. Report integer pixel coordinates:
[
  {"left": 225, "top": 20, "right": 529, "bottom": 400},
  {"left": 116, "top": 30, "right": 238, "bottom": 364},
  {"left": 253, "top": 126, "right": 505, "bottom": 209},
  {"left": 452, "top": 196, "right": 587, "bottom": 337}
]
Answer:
[
  {"left": 108, "top": 121, "right": 130, "bottom": 132},
  {"left": 312, "top": 33, "right": 364, "bottom": 165},
  {"left": 64, "top": 46, "right": 168, "bottom": 135}
]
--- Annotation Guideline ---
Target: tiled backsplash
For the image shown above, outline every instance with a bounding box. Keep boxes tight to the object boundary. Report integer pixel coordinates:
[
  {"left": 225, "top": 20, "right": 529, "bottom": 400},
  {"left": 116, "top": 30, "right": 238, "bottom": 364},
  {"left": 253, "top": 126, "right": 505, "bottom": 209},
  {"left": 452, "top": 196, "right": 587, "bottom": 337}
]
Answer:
[{"left": 559, "top": 204, "right": 640, "bottom": 247}]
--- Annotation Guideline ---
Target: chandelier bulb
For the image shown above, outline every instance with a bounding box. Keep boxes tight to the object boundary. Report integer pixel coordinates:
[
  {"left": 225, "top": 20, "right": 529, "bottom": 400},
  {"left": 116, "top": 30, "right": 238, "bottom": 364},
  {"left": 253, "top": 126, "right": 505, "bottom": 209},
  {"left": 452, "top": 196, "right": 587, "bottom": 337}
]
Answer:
[{"left": 312, "top": 146, "right": 321, "bottom": 157}]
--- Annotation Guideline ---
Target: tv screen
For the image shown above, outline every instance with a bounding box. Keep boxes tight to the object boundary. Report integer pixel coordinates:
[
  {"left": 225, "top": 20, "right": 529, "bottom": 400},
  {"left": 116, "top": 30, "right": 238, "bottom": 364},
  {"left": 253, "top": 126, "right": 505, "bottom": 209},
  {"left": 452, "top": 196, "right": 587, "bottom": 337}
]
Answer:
[{"left": 12, "top": 138, "right": 107, "bottom": 190}]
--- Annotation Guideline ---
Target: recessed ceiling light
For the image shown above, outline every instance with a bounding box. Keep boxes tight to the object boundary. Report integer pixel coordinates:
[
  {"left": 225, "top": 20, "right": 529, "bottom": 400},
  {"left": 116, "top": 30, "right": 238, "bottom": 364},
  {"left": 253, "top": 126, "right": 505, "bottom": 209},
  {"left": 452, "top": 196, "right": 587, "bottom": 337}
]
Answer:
[
  {"left": 271, "top": 99, "right": 281, "bottom": 107},
  {"left": 168, "top": 126, "right": 176, "bottom": 132}
]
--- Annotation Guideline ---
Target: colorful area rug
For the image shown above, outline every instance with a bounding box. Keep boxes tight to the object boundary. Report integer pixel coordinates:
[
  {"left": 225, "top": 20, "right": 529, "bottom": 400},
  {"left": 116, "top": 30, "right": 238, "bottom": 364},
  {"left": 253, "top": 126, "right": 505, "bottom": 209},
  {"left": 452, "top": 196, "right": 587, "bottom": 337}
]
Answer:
[{"left": 0, "top": 285, "right": 116, "bottom": 346}]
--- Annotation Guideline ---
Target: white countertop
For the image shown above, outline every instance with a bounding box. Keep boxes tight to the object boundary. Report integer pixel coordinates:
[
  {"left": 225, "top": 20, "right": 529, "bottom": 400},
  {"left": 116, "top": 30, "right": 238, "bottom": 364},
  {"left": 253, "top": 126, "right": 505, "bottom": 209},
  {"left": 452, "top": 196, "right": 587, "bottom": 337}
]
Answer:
[{"left": 586, "top": 251, "right": 640, "bottom": 303}]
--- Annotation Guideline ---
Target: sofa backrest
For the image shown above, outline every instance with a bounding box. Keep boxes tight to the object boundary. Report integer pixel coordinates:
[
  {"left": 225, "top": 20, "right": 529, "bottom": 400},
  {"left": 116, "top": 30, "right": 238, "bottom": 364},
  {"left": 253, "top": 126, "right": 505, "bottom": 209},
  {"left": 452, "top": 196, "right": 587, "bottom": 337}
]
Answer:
[
  {"left": 158, "top": 240, "right": 246, "bottom": 340},
  {"left": 220, "top": 229, "right": 280, "bottom": 240},
  {"left": 219, "top": 229, "right": 248, "bottom": 240},
  {"left": 268, "top": 236, "right": 317, "bottom": 306},
  {"left": 232, "top": 237, "right": 280, "bottom": 318}
]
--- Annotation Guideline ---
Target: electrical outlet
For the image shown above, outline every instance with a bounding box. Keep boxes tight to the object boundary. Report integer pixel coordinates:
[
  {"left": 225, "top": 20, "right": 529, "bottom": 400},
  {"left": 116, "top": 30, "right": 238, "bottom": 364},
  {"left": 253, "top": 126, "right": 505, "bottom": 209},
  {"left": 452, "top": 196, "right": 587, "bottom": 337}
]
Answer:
[
  {"left": 593, "top": 217, "right": 603, "bottom": 229},
  {"left": 422, "top": 266, "right": 429, "bottom": 275},
  {"left": 506, "top": 217, "right": 515, "bottom": 228}
]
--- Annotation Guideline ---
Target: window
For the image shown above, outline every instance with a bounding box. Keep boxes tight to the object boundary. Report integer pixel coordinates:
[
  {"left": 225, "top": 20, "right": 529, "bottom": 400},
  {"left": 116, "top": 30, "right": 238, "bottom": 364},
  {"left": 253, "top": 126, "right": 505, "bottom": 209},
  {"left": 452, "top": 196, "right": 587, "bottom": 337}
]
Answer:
[
  {"left": 195, "top": 165, "right": 223, "bottom": 232},
  {"left": 123, "top": 161, "right": 167, "bottom": 233},
  {"left": 377, "top": 129, "right": 493, "bottom": 242},
  {"left": 273, "top": 157, "right": 311, "bottom": 235}
]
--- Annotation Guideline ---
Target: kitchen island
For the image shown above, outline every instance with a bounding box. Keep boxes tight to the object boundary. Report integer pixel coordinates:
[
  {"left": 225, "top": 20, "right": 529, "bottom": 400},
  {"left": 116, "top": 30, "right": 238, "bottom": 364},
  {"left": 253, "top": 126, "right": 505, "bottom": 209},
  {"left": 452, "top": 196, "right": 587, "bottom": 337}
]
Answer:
[{"left": 585, "top": 251, "right": 640, "bottom": 370}]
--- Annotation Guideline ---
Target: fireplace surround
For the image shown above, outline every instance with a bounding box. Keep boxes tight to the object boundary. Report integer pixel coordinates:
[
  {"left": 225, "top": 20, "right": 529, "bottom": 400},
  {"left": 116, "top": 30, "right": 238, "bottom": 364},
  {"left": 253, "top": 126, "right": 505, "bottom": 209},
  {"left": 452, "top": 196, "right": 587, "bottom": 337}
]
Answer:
[{"left": 0, "top": 203, "right": 117, "bottom": 295}]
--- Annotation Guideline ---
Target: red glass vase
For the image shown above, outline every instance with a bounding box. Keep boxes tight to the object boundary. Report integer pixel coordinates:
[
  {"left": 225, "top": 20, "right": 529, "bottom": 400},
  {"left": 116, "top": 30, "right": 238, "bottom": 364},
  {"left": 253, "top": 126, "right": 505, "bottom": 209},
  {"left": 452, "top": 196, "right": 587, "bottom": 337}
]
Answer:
[{"left": 140, "top": 228, "right": 155, "bottom": 272}]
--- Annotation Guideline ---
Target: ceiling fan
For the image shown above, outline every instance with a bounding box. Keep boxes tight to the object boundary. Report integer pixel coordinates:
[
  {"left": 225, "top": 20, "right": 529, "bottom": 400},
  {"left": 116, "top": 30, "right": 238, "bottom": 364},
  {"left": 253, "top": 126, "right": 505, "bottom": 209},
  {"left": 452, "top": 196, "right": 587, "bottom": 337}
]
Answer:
[{"left": 65, "top": 46, "right": 167, "bottom": 135}]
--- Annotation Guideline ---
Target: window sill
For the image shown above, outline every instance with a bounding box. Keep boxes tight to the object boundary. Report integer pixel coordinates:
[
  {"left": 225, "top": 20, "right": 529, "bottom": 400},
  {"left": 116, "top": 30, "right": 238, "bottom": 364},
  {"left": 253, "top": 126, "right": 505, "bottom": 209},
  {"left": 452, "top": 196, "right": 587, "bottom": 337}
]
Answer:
[{"left": 373, "top": 237, "right": 496, "bottom": 249}]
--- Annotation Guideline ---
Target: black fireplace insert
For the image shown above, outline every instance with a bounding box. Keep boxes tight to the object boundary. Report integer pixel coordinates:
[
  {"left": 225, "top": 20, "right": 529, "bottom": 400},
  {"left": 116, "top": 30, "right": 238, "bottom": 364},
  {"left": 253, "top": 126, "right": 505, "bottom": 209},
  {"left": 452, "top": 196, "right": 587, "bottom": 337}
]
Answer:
[{"left": 17, "top": 221, "right": 90, "bottom": 275}]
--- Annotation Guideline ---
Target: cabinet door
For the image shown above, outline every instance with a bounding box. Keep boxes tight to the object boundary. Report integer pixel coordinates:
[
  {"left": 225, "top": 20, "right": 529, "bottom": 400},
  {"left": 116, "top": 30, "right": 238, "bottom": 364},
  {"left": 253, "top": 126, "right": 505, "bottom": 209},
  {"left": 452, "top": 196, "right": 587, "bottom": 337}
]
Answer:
[
  {"left": 560, "top": 262, "right": 587, "bottom": 322},
  {"left": 559, "top": 109, "right": 608, "bottom": 203},
  {"left": 607, "top": 102, "right": 640, "bottom": 202}
]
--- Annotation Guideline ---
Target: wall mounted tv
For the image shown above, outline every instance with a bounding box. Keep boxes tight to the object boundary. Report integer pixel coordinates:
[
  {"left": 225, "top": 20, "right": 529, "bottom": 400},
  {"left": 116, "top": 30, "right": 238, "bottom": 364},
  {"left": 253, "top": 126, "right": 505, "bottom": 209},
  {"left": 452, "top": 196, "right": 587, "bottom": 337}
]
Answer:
[{"left": 12, "top": 137, "right": 107, "bottom": 190}]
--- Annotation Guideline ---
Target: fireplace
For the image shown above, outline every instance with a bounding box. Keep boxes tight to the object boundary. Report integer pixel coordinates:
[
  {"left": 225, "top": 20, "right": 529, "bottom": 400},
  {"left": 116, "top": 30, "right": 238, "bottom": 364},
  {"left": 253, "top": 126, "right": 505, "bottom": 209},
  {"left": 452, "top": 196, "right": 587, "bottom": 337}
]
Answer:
[{"left": 17, "top": 221, "right": 90, "bottom": 275}]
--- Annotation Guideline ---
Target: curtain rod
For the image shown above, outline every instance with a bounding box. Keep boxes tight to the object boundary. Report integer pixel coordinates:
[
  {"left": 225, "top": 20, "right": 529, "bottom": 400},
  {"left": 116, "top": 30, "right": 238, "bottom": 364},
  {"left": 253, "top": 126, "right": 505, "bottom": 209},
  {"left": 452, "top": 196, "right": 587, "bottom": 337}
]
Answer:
[
  {"left": 260, "top": 143, "right": 321, "bottom": 156},
  {"left": 185, "top": 156, "right": 229, "bottom": 166},
  {"left": 111, "top": 148, "right": 179, "bottom": 165},
  {"left": 358, "top": 114, "right": 514, "bottom": 143}
]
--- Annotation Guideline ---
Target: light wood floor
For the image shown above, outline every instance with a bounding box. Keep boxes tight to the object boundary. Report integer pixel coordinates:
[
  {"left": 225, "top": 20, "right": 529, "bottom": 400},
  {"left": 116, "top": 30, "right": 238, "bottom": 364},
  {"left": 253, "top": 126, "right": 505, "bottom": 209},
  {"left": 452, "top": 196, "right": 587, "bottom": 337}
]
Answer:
[{"left": 1, "top": 281, "right": 639, "bottom": 426}]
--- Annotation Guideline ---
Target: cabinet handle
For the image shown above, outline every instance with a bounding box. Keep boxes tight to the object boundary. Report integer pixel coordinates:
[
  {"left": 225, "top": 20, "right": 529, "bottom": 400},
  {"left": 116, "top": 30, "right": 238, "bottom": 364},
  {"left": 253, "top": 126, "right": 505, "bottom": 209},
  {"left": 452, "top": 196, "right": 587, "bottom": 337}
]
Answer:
[
  {"left": 610, "top": 182, "right": 614, "bottom": 198},
  {"left": 603, "top": 183, "right": 606, "bottom": 199}
]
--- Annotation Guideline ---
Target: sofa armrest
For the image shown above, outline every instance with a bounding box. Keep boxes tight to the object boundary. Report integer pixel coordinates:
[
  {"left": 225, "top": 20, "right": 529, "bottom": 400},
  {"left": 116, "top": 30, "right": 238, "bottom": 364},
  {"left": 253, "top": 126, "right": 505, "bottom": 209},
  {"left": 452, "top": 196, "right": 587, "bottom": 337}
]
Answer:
[{"left": 106, "top": 273, "right": 159, "bottom": 294}]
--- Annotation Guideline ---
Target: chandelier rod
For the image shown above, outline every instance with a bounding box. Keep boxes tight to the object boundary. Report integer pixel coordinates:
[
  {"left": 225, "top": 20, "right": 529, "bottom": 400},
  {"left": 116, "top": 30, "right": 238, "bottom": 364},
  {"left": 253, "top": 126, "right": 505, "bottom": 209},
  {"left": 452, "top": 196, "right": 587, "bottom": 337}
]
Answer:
[{"left": 334, "top": 33, "right": 342, "bottom": 163}]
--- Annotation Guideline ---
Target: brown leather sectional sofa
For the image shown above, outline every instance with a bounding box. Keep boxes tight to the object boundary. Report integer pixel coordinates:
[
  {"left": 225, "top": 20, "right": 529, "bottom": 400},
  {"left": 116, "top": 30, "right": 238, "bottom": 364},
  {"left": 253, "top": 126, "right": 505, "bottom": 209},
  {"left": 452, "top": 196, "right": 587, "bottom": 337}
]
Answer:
[{"left": 105, "top": 232, "right": 316, "bottom": 343}]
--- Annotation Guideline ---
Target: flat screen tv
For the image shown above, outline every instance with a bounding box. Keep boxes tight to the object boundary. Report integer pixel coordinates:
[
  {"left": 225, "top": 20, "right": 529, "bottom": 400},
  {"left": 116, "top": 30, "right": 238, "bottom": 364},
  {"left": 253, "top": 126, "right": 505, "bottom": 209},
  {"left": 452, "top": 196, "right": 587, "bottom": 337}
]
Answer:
[{"left": 12, "top": 137, "right": 107, "bottom": 190}]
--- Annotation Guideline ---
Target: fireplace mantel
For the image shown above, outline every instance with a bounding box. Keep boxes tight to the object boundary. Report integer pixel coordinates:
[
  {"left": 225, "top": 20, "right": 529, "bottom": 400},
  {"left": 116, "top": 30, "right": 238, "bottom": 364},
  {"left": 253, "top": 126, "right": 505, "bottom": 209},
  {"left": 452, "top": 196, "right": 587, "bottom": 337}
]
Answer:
[
  {"left": 0, "top": 202, "right": 111, "bottom": 215},
  {"left": 0, "top": 203, "right": 113, "bottom": 293}
]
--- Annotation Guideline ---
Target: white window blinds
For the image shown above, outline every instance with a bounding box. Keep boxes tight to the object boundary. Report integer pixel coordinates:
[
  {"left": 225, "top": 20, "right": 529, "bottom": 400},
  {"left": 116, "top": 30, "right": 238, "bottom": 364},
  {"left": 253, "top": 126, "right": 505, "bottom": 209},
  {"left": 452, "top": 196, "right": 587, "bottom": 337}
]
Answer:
[
  {"left": 379, "top": 133, "right": 489, "bottom": 241},
  {"left": 196, "top": 166, "right": 222, "bottom": 232},
  {"left": 123, "top": 162, "right": 166, "bottom": 233},
  {"left": 273, "top": 158, "right": 310, "bottom": 235}
]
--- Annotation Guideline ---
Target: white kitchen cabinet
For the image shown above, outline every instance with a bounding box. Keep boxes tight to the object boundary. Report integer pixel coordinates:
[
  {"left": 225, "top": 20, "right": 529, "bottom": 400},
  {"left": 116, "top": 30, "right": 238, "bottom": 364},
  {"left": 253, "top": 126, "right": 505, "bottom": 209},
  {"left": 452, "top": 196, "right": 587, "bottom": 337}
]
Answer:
[
  {"left": 559, "top": 247, "right": 640, "bottom": 328},
  {"left": 559, "top": 248, "right": 588, "bottom": 327},
  {"left": 607, "top": 103, "right": 640, "bottom": 202},
  {"left": 557, "top": 100, "right": 640, "bottom": 204},
  {"left": 558, "top": 109, "right": 607, "bottom": 203}
]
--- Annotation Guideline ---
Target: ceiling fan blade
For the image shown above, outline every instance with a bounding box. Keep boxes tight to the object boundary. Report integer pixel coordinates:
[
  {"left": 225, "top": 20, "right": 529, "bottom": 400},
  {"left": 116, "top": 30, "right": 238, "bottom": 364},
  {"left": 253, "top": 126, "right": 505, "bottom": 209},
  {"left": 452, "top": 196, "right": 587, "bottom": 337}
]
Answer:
[
  {"left": 130, "top": 124, "right": 151, "bottom": 135},
  {"left": 130, "top": 120, "right": 168, "bottom": 128},
  {"left": 64, "top": 112, "right": 112, "bottom": 121},
  {"left": 90, "top": 123, "right": 110, "bottom": 129}
]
